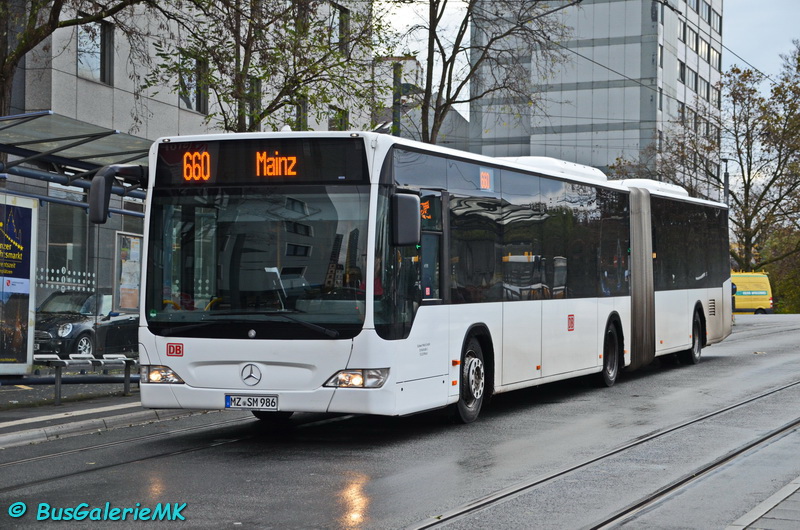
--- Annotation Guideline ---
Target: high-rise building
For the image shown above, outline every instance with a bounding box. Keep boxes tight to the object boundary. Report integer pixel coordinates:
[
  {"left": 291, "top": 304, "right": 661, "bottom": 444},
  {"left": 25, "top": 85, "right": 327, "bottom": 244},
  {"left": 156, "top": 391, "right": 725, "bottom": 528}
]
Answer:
[{"left": 470, "top": 0, "right": 724, "bottom": 178}]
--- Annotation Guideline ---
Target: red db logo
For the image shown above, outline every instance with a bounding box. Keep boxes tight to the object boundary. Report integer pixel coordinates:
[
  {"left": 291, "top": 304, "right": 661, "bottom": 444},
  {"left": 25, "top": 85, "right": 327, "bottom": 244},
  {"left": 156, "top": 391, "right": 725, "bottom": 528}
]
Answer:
[
  {"left": 166, "top": 343, "right": 184, "bottom": 357},
  {"left": 567, "top": 314, "right": 575, "bottom": 332}
]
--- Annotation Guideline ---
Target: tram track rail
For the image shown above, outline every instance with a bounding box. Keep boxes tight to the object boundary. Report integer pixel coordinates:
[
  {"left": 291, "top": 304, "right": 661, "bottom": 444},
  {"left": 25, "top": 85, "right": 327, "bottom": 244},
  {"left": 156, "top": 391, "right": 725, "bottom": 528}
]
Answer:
[
  {"left": 409, "top": 378, "right": 800, "bottom": 529},
  {"left": 0, "top": 412, "right": 356, "bottom": 495}
]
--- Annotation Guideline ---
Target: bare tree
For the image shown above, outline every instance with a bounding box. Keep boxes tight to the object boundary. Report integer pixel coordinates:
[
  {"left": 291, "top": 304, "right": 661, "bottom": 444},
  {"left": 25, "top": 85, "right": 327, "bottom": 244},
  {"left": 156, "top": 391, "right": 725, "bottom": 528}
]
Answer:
[
  {"left": 610, "top": 44, "right": 800, "bottom": 272},
  {"left": 392, "top": 0, "right": 576, "bottom": 145},
  {"left": 146, "top": 0, "right": 394, "bottom": 132}
]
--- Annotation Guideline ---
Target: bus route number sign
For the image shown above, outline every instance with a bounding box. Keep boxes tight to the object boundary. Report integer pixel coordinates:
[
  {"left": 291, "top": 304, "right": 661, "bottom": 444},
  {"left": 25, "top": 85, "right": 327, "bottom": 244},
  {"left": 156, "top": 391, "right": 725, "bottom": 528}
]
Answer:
[
  {"left": 225, "top": 394, "right": 279, "bottom": 410},
  {"left": 183, "top": 151, "right": 211, "bottom": 181}
]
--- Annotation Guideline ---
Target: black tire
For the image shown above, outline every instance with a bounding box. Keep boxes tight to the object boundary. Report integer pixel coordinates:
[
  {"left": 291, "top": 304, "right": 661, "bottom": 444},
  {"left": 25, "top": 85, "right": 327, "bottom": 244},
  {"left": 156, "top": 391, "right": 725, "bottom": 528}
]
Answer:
[
  {"left": 678, "top": 312, "right": 703, "bottom": 365},
  {"left": 252, "top": 410, "right": 293, "bottom": 424},
  {"left": 453, "top": 337, "right": 486, "bottom": 424},
  {"left": 75, "top": 333, "right": 94, "bottom": 357},
  {"left": 600, "top": 323, "right": 620, "bottom": 387},
  {"left": 755, "top": 309, "right": 766, "bottom": 315}
]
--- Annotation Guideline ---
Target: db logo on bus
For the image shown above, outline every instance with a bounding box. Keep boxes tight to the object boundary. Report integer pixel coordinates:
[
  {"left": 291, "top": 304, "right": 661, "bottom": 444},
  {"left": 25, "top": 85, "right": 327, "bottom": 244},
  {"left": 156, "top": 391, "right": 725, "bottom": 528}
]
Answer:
[
  {"left": 567, "top": 314, "right": 575, "bottom": 332},
  {"left": 166, "top": 343, "right": 184, "bottom": 357}
]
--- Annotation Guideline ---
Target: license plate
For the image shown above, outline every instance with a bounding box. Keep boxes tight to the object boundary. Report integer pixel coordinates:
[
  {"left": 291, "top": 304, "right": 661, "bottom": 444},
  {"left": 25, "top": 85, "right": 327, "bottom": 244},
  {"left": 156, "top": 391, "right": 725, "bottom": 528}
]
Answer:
[{"left": 225, "top": 394, "right": 278, "bottom": 410}]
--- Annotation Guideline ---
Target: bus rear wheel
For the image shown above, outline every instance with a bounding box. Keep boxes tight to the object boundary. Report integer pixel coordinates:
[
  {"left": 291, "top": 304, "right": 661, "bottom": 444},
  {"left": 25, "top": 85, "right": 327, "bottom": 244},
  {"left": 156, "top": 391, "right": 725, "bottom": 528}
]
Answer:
[
  {"left": 678, "top": 312, "right": 703, "bottom": 365},
  {"left": 453, "top": 337, "right": 485, "bottom": 424},
  {"left": 599, "top": 323, "right": 620, "bottom": 387}
]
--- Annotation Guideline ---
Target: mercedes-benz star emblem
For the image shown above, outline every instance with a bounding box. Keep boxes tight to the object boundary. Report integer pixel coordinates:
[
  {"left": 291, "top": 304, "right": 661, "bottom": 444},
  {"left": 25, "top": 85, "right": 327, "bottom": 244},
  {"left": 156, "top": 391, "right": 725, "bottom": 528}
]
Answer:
[{"left": 241, "top": 364, "right": 262, "bottom": 386}]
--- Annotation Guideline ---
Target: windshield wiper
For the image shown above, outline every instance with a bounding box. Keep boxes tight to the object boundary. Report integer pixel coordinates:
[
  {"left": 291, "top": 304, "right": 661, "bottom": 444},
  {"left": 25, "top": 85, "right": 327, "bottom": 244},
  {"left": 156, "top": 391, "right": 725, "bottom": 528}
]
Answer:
[
  {"left": 160, "top": 311, "right": 341, "bottom": 338},
  {"left": 270, "top": 312, "right": 340, "bottom": 338},
  {"left": 159, "top": 322, "right": 219, "bottom": 336}
]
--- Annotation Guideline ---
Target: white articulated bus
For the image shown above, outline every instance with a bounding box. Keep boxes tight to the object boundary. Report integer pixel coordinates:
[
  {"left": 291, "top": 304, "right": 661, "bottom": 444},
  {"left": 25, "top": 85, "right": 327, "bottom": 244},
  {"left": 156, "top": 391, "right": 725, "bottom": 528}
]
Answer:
[{"left": 90, "top": 132, "right": 732, "bottom": 423}]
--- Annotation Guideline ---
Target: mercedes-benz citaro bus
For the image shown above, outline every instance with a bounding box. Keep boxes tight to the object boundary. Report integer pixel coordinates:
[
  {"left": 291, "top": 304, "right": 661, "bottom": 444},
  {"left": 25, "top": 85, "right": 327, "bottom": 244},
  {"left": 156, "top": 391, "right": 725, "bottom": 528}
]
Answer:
[{"left": 89, "top": 132, "right": 732, "bottom": 424}]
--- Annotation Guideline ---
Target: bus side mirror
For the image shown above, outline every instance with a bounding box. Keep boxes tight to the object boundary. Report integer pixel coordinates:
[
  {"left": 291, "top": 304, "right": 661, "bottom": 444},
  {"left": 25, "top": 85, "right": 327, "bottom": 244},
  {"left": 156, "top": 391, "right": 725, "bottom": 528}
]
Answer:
[
  {"left": 392, "top": 193, "right": 421, "bottom": 246},
  {"left": 89, "top": 167, "right": 116, "bottom": 224},
  {"left": 89, "top": 165, "right": 146, "bottom": 224}
]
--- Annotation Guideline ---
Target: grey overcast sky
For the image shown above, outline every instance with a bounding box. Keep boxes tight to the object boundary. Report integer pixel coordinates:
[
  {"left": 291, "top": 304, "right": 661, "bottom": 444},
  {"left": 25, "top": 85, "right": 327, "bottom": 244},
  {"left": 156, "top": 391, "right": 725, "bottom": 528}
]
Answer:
[{"left": 722, "top": 0, "right": 799, "bottom": 79}]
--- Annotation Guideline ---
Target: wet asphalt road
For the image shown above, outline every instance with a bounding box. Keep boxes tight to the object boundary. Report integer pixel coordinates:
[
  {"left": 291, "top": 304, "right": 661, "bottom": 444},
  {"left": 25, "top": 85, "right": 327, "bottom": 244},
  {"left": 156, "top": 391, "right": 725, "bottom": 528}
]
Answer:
[{"left": 1, "top": 314, "right": 800, "bottom": 529}]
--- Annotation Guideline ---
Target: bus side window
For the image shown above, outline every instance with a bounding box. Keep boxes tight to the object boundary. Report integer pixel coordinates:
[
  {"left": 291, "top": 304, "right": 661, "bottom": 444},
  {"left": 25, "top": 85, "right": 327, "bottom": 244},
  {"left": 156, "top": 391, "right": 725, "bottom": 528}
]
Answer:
[{"left": 420, "top": 192, "right": 443, "bottom": 302}]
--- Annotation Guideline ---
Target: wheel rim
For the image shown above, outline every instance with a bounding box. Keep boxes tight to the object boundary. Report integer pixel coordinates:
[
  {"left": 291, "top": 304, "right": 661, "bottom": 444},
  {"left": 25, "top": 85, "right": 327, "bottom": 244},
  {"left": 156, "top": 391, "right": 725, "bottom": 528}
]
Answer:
[
  {"left": 463, "top": 351, "right": 485, "bottom": 405},
  {"left": 77, "top": 336, "right": 92, "bottom": 356}
]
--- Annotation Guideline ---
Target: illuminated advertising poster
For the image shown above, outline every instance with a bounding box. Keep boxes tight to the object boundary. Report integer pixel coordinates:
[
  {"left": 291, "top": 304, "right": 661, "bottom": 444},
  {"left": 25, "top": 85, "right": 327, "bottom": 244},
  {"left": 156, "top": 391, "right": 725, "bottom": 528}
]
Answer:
[{"left": 0, "top": 195, "right": 37, "bottom": 374}]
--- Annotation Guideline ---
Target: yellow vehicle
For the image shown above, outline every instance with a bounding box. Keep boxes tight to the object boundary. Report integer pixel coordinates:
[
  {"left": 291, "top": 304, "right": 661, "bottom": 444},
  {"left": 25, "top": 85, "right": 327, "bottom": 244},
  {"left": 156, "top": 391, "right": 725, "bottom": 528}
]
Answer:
[{"left": 731, "top": 272, "right": 773, "bottom": 314}]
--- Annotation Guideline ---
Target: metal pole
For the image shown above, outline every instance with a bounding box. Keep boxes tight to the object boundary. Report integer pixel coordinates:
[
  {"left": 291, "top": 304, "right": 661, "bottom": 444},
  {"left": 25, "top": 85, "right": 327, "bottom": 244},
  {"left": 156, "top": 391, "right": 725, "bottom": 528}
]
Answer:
[{"left": 54, "top": 366, "right": 62, "bottom": 406}]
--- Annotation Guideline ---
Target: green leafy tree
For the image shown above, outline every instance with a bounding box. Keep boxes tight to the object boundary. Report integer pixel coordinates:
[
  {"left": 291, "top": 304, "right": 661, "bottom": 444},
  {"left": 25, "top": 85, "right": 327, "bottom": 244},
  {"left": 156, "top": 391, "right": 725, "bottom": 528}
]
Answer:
[
  {"left": 0, "top": 0, "right": 166, "bottom": 118},
  {"left": 146, "top": 0, "right": 393, "bottom": 132},
  {"left": 761, "top": 226, "right": 800, "bottom": 313}
]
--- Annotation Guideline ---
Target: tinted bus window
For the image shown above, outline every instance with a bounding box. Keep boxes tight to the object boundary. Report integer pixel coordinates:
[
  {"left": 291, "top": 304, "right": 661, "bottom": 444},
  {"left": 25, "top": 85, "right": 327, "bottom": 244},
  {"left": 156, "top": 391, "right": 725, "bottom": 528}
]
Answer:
[{"left": 392, "top": 149, "right": 446, "bottom": 189}]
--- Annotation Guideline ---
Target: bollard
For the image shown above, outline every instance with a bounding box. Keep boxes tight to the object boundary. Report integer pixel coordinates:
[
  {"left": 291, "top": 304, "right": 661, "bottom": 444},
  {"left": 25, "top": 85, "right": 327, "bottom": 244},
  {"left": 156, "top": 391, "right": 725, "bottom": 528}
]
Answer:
[{"left": 54, "top": 365, "right": 63, "bottom": 406}]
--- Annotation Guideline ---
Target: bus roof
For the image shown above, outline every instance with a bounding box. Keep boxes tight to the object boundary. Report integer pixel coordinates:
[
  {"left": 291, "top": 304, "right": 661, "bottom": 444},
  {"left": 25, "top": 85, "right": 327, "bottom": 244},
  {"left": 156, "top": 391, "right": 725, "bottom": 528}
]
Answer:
[{"left": 151, "top": 131, "right": 727, "bottom": 208}]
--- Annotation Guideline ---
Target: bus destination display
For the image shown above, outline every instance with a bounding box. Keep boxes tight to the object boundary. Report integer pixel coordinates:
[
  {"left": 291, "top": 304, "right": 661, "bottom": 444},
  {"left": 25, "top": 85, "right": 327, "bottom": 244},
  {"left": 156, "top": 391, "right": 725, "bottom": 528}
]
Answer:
[
  {"left": 156, "top": 137, "right": 368, "bottom": 187},
  {"left": 183, "top": 150, "right": 297, "bottom": 181}
]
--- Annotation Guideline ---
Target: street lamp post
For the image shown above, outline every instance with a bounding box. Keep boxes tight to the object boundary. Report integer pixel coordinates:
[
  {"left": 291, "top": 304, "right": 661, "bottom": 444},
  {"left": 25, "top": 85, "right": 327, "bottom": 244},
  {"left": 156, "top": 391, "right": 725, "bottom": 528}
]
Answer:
[{"left": 720, "top": 157, "right": 730, "bottom": 205}]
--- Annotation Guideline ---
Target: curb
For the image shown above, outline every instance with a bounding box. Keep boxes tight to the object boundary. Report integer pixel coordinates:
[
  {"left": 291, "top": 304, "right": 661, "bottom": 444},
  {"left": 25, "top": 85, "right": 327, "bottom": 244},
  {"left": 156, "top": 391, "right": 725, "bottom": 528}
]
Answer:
[
  {"left": 0, "top": 408, "right": 213, "bottom": 450},
  {"left": 727, "top": 474, "right": 800, "bottom": 529}
]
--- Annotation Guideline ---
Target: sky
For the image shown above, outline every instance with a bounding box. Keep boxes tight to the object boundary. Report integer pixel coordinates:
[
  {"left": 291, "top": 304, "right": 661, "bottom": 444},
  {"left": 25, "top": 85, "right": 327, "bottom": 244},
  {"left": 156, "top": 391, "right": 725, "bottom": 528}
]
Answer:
[{"left": 721, "top": 0, "right": 797, "bottom": 79}]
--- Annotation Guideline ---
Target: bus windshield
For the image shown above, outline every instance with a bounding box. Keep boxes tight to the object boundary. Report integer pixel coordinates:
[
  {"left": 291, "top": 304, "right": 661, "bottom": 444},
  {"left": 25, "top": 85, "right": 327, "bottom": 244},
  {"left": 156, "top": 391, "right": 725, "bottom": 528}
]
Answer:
[{"left": 145, "top": 185, "right": 370, "bottom": 339}]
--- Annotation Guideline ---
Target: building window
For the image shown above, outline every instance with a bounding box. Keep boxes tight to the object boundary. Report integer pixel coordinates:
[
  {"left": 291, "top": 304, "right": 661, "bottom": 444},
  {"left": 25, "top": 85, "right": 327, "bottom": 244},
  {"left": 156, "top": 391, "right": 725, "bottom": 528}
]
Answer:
[
  {"left": 122, "top": 198, "right": 144, "bottom": 235},
  {"left": 678, "top": 20, "right": 685, "bottom": 42},
  {"left": 77, "top": 20, "right": 113, "bottom": 84},
  {"left": 46, "top": 184, "right": 88, "bottom": 286},
  {"left": 687, "top": 0, "right": 698, "bottom": 12},
  {"left": 285, "top": 221, "right": 313, "bottom": 236},
  {"left": 686, "top": 26, "right": 698, "bottom": 53},
  {"left": 678, "top": 60, "right": 686, "bottom": 84},
  {"left": 687, "top": 68, "right": 698, "bottom": 92},
  {"left": 699, "top": 77, "right": 710, "bottom": 101},
  {"left": 659, "top": 45, "right": 664, "bottom": 68},
  {"left": 286, "top": 244, "right": 311, "bottom": 257},
  {"left": 286, "top": 197, "right": 308, "bottom": 214},
  {"left": 700, "top": 1, "right": 711, "bottom": 23},
  {"left": 328, "top": 105, "right": 348, "bottom": 131},
  {"left": 711, "top": 10, "right": 722, "bottom": 34},
  {"left": 711, "top": 86, "right": 721, "bottom": 108},
  {"left": 710, "top": 48, "right": 721, "bottom": 71},
  {"left": 659, "top": 88, "right": 663, "bottom": 110},
  {"left": 329, "top": 3, "right": 350, "bottom": 54},
  {"left": 180, "top": 56, "right": 209, "bottom": 114},
  {"left": 698, "top": 38, "right": 709, "bottom": 62}
]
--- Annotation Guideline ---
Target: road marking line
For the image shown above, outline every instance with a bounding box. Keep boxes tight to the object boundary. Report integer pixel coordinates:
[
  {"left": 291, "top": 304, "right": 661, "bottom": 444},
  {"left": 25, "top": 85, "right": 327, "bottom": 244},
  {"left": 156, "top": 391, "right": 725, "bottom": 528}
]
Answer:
[
  {"left": 14, "top": 385, "right": 34, "bottom": 390},
  {"left": 0, "top": 402, "right": 142, "bottom": 429}
]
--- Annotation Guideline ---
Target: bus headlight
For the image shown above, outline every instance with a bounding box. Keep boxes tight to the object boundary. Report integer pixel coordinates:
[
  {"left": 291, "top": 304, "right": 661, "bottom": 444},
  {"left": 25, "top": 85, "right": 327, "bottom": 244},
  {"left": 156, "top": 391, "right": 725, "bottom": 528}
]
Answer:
[
  {"left": 141, "top": 365, "right": 185, "bottom": 384},
  {"left": 324, "top": 369, "right": 389, "bottom": 389}
]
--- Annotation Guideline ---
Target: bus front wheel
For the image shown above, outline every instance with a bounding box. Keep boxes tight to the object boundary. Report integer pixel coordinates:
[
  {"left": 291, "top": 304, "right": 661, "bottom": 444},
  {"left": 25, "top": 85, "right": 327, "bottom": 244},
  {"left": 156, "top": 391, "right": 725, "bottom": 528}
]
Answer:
[{"left": 453, "top": 337, "right": 486, "bottom": 424}]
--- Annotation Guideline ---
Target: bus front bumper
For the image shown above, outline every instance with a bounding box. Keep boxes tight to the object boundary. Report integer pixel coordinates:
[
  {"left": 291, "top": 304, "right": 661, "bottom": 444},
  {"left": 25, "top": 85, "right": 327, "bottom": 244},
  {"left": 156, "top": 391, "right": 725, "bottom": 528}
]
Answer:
[{"left": 140, "top": 383, "right": 399, "bottom": 416}]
